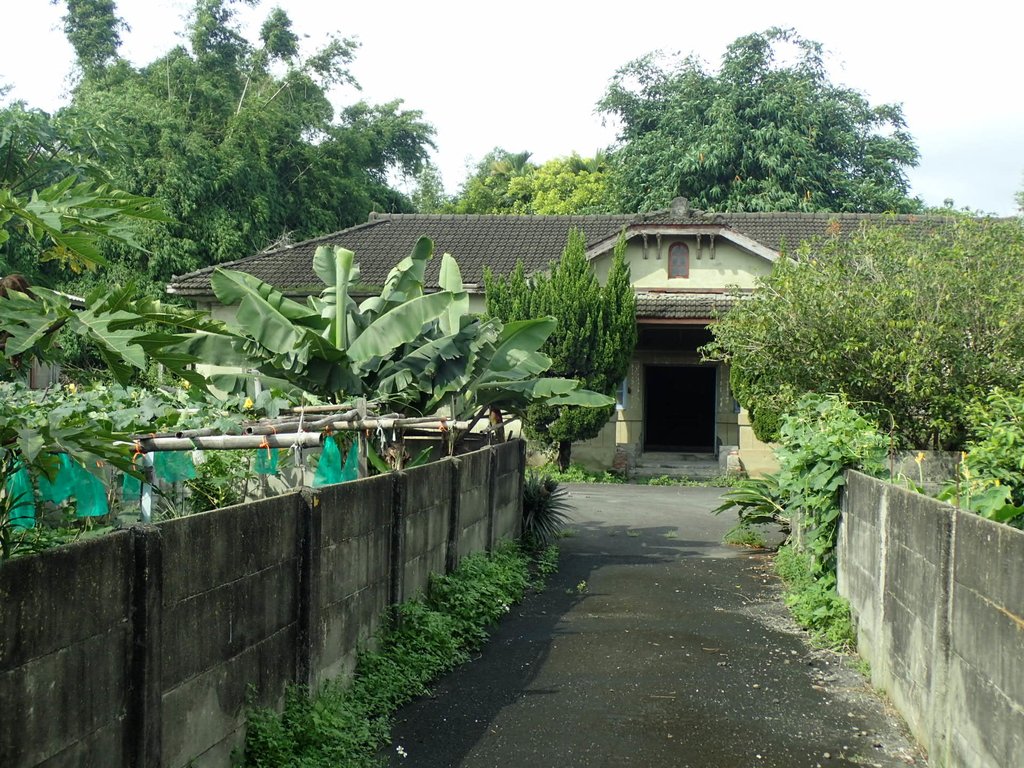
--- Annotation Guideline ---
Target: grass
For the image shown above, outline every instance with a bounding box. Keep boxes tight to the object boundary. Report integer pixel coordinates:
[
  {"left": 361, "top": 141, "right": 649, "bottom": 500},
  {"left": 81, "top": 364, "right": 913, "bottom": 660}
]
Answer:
[
  {"left": 535, "top": 463, "right": 626, "bottom": 484},
  {"left": 633, "top": 474, "right": 740, "bottom": 487},
  {"left": 536, "top": 463, "right": 741, "bottom": 488},
  {"left": 773, "top": 544, "right": 856, "bottom": 652},
  {"left": 723, "top": 525, "right": 767, "bottom": 548},
  {"left": 241, "top": 542, "right": 558, "bottom": 767}
]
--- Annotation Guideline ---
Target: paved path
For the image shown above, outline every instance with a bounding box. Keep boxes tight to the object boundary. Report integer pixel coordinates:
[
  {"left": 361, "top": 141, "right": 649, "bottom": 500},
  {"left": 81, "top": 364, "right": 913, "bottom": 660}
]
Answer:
[{"left": 387, "top": 485, "right": 923, "bottom": 768}]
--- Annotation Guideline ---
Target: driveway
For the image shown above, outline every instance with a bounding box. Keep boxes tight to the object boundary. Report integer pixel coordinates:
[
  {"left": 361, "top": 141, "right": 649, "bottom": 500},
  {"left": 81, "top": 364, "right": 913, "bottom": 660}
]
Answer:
[{"left": 386, "top": 484, "right": 923, "bottom": 767}]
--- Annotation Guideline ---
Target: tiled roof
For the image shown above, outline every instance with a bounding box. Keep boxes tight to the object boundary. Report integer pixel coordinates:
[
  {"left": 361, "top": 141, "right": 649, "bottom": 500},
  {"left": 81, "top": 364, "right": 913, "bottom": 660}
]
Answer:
[
  {"left": 166, "top": 207, "right": 964, "bottom": 297},
  {"left": 635, "top": 292, "right": 738, "bottom": 320},
  {"left": 694, "top": 211, "right": 945, "bottom": 254},
  {"left": 167, "top": 214, "right": 636, "bottom": 296}
]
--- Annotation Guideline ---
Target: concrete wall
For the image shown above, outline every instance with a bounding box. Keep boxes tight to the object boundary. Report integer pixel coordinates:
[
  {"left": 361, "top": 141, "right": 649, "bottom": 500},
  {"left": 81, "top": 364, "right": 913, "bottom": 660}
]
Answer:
[
  {"left": 454, "top": 449, "right": 491, "bottom": 562},
  {"left": 490, "top": 441, "right": 525, "bottom": 545},
  {"left": 1, "top": 442, "right": 524, "bottom": 768},
  {"left": 838, "top": 472, "right": 1024, "bottom": 768},
  {"left": 308, "top": 475, "right": 393, "bottom": 688},
  {"left": 0, "top": 532, "right": 135, "bottom": 768},
  {"left": 159, "top": 496, "right": 303, "bottom": 768},
  {"left": 398, "top": 462, "right": 453, "bottom": 603}
]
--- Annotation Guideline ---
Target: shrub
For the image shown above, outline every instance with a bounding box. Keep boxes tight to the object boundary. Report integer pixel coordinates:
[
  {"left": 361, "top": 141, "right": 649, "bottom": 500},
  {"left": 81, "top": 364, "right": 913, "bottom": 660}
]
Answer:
[
  {"left": 706, "top": 217, "right": 1024, "bottom": 450},
  {"left": 522, "top": 472, "right": 572, "bottom": 547},
  {"left": 536, "top": 462, "right": 625, "bottom": 484},
  {"left": 939, "top": 387, "right": 1024, "bottom": 528},
  {"left": 775, "top": 394, "right": 888, "bottom": 580},
  {"left": 774, "top": 544, "right": 856, "bottom": 651},
  {"left": 713, "top": 472, "right": 790, "bottom": 540}
]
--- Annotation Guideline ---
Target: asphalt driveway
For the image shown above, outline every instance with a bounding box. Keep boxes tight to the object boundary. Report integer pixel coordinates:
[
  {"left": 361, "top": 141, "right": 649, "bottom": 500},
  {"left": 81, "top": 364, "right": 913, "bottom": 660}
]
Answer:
[{"left": 386, "top": 484, "right": 923, "bottom": 768}]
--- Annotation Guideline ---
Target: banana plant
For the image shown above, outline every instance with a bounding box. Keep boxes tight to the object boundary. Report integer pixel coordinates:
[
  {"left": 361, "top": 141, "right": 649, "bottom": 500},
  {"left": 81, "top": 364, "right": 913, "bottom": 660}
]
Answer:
[{"left": 190, "top": 237, "right": 613, "bottom": 418}]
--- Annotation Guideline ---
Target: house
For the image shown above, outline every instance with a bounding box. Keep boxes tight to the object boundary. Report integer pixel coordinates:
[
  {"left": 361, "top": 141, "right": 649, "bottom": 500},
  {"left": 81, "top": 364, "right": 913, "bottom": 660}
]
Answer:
[{"left": 167, "top": 199, "right": 937, "bottom": 475}]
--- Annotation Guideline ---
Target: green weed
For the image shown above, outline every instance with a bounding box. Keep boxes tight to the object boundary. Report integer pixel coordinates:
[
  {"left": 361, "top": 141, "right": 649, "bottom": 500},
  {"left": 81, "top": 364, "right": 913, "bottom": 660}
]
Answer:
[
  {"left": 723, "top": 525, "right": 766, "bottom": 548},
  {"left": 774, "top": 544, "right": 855, "bottom": 652},
  {"left": 537, "top": 463, "right": 625, "bottom": 484},
  {"left": 241, "top": 542, "right": 552, "bottom": 767},
  {"left": 634, "top": 474, "right": 739, "bottom": 487}
]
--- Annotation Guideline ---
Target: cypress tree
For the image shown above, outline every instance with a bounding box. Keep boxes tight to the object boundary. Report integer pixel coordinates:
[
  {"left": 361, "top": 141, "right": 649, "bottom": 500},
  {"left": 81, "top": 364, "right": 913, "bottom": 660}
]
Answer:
[{"left": 485, "top": 230, "right": 636, "bottom": 469}]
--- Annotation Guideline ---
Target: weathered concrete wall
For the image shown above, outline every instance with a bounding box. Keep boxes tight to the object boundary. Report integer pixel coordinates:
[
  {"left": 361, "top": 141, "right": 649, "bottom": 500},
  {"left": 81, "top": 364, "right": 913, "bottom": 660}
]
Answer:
[
  {"left": 455, "top": 450, "right": 491, "bottom": 562},
  {"left": 308, "top": 475, "right": 393, "bottom": 688},
  {"left": 159, "top": 495, "right": 304, "bottom": 768},
  {"left": 0, "top": 532, "right": 134, "bottom": 768},
  {"left": 491, "top": 441, "right": 525, "bottom": 545},
  {"left": 398, "top": 462, "right": 453, "bottom": 603},
  {"left": 946, "top": 512, "right": 1023, "bottom": 767},
  {"left": 1, "top": 441, "right": 525, "bottom": 768},
  {"left": 838, "top": 472, "right": 1024, "bottom": 768}
]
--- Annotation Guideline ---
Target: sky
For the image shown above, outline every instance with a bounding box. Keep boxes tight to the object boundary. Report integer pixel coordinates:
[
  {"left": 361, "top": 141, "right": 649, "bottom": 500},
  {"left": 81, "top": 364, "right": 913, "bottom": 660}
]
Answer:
[{"left": 2, "top": 1, "right": 1022, "bottom": 215}]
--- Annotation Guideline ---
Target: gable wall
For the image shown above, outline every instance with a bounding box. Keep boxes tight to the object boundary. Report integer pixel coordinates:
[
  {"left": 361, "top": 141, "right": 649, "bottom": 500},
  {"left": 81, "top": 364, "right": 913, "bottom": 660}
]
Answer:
[{"left": 592, "top": 236, "right": 772, "bottom": 290}]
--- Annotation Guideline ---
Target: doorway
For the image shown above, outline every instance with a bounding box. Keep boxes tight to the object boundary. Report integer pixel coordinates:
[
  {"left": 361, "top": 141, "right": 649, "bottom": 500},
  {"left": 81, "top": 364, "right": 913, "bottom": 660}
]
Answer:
[{"left": 643, "top": 365, "right": 716, "bottom": 452}]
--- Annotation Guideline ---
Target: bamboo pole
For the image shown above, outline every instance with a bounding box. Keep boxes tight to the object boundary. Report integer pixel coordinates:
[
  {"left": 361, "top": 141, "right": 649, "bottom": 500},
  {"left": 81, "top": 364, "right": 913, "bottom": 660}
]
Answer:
[
  {"left": 129, "top": 432, "right": 327, "bottom": 453},
  {"left": 128, "top": 418, "right": 471, "bottom": 452}
]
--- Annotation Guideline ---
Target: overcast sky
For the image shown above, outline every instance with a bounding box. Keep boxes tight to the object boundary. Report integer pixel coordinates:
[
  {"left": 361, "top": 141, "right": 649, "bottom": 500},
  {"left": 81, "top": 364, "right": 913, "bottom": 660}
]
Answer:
[{"left": 3, "top": 1, "right": 1022, "bottom": 215}]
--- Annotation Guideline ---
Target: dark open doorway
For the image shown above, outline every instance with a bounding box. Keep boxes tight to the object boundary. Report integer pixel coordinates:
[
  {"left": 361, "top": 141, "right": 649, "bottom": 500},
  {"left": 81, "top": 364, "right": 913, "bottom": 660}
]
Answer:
[{"left": 643, "top": 365, "right": 716, "bottom": 452}]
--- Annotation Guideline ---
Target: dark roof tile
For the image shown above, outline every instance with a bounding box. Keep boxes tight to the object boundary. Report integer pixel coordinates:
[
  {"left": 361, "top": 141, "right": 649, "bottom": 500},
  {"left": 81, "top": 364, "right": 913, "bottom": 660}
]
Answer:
[
  {"left": 167, "top": 209, "right": 966, "bottom": 296},
  {"left": 635, "top": 292, "right": 737, "bottom": 319}
]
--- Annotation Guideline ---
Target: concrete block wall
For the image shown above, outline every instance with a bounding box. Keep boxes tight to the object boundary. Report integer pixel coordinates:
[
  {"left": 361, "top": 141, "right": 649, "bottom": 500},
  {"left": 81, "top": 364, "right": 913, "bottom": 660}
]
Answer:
[
  {"left": 158, "top": 495, "right": 304, "bottom": 768},
  {"left": 0, "top": 532, "right": 135, "bottom": 768},
  {"left": 455, "top": 449, "right": 491, "bottom": 562},
  {"left": 838, "top": 472, "right": 1024, "bottom": 768},
  {"left": 946, "top": 513, "right": 1024, "bottom": 767},
  {"left": 399, "top": 462, "right": 454, "bottom": 603},
  {"left": 308, "top": 475, "right": 393, "bottom": 688},
  {"left": 1, "top": 441, "right": 525, "bottom": 768},
  {"left": 490, "top": 440, "right": 525, "bottom": 546}
]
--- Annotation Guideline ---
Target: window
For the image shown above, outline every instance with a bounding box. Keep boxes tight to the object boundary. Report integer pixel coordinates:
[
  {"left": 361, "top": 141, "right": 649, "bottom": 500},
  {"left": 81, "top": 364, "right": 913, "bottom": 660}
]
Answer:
[{"left": 669, "top": 242, "right": 689, "bottom": 278}]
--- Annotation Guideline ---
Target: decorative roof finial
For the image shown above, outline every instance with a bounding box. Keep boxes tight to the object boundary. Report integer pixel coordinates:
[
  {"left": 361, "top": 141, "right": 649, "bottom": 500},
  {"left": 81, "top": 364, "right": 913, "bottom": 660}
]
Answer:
[{"left": 670, "top": 197, "right": 691, "bottom": 217}]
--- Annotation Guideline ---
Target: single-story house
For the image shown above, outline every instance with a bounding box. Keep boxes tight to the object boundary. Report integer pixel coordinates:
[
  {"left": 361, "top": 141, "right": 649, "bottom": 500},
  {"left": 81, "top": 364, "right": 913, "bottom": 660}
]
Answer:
[{"left": 167, "top": 198, "right": 938, "bottom": 475}]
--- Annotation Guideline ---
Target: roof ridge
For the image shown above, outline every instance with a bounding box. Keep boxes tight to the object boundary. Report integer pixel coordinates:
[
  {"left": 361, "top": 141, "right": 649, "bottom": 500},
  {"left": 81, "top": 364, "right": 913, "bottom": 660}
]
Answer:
[{"left": 369, "top": 212, "right": 638, "bottom": 222}]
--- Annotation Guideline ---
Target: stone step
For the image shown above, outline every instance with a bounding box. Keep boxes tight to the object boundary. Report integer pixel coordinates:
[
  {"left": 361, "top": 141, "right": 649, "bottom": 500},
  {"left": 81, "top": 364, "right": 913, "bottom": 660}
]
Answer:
[{"left": 633, "top": 452, "right": 723, "bottom": 480}]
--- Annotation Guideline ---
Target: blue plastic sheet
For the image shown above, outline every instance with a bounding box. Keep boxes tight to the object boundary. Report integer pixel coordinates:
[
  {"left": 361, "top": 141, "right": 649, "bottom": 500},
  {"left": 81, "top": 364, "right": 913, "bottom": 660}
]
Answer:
[
  {"left": 6, "top": 464, "right": 35, "bottom": 529},
  {"left": 341, "top": 440, "right": 359, "bottom": 482},
  {"left": 254, "top": 444, "right": 279, "bottom": 475},
  {"left": 38, "top": 454, "right": 75, "bottom": 505},
  {"left": 72, "top": 462, "right": 108, "bottom": 518},
  {"left": 155, "top": 451, "right": 196, "bottom": 483},
  {"left": 313, "top": 436, "right": 343, "bottom": 487}
]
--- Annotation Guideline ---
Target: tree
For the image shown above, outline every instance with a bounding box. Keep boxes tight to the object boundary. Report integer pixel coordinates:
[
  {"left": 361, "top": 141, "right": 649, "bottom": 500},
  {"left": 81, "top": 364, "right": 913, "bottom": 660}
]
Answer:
[
  {"left": 58, "top": 0, "right": 127, "bottom": 78},
  {"left": 449, "top": 148, "right": 535, "bottom": 214},
  {"left": 507, "top": 153, "right": 613, "bottom": 214},
  {"left": 53, "top": 0, "right": 435, "bottom": 285},
  {"left": 598, "top": 28, "right": 921, "bottom": 214},
  {"left": 450, "top": 149, "right": 613, "bottom": 214},
  {"left": 485, "top": 231, "right": 637, "bottom": 468},
  {"left": 703, "top": 217, "right": 1024, "bottom": 450},
  {"left": 410, "top": 161, "right": 449, "bottom": 213},
  {"left": 0, "top": 102, "right": 170, "bottom": 282}
]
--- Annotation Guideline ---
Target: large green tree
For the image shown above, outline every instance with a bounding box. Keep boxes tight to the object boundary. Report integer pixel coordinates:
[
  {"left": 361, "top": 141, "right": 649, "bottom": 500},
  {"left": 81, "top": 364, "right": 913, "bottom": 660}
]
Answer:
[
  {"left": 598, "top": 28, "right": 921, "bottom": 214},
  {"left": 703, "top": 217, "right": 1024, "bottom": 450},
  {"left": 485, "top": 230, "right": 637, "bottom": 468},
  {"left": 450, "top": 149, "right": 613, "bottom": 214},
  {"left": 449, "top": 148, "right": 535, "bottom": 214},
  {"left": 53, "top": 0, "right": 435, "bottom": 285}
]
